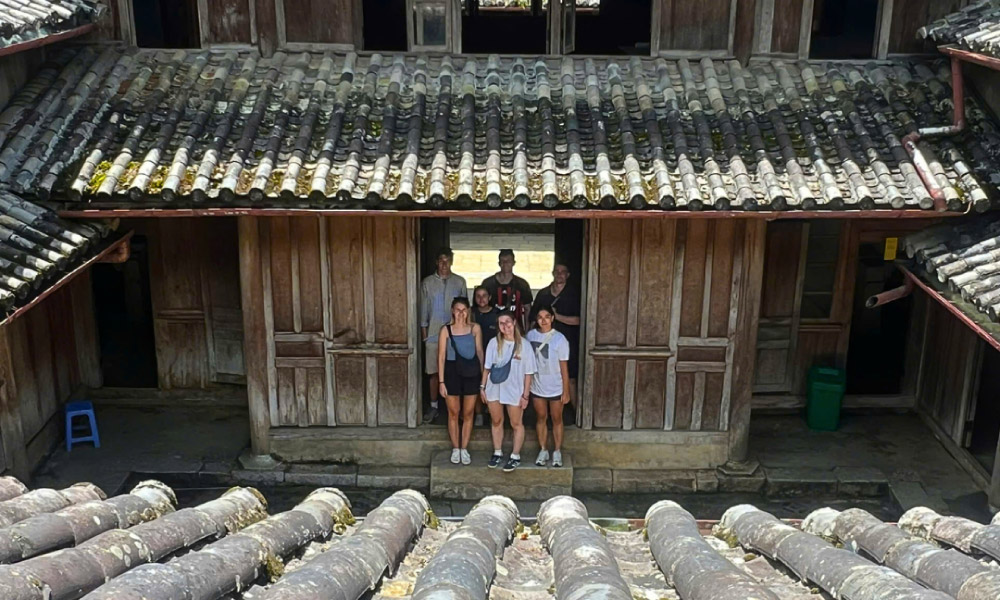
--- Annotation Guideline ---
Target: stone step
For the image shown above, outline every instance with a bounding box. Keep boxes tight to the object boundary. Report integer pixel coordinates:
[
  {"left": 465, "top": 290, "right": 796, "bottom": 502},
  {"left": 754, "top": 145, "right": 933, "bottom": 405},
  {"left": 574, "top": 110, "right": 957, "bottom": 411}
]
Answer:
[{"left": 430, "top": 449, "right": 573, "bottom": 500}]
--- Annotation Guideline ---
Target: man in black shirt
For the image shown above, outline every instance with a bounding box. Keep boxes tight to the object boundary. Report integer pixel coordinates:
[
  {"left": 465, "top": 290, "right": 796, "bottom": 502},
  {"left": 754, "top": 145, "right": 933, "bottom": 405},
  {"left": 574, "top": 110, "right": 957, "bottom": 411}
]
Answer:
[
  {"left": 481, "top": 249, "right": 533, "bottom": 332},
  {"left": 530, "top": 262, "right": 581, "bottom": 410}
]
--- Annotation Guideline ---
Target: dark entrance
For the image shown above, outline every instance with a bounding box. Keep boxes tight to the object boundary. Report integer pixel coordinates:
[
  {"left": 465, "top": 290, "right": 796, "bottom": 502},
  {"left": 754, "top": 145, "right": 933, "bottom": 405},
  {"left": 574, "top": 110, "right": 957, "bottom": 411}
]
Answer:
[
  {"left": 131, "top": 0, "right": 201, "bottom": 48},
  {"left": 364, "top": 0, "right": 408, "bottom": 50},
  {"left": 969, "top": 348, "right": 1000, "bottom": 473},
  {"left": 845, "top": 242, "right": 912, "bottom": 394},
  {"left": 92, "top": 234, "right": 158, "bottom": 387},
  {"left": 809, "top": 0, "right": 880, "bottom": 59}
]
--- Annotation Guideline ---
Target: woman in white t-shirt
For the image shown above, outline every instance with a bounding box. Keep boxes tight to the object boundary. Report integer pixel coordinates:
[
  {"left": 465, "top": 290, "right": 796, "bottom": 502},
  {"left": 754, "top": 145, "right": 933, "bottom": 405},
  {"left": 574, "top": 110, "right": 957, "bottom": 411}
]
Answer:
[
  {"left": 480, "top": 310, "right": 536, "bottom": 472},
  {"left": 526, "top": 305, "right": 570, "bottom": 467}
]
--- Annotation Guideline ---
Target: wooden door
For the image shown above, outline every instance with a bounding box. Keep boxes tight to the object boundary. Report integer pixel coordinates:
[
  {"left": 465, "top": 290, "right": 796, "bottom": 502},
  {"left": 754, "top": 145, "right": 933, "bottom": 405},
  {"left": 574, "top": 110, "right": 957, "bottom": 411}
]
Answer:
[
  {"left": 754, "top": 222, "right": 807, "bottom": 393},
  {"left": 204, "top": 220, "right": 245, "bottom": 383},
  {"left": 256, "top": 216, "right": 419, "bottom": 429},
  {"left": 583, "top": 219, "right": 746, "bottom": 431}
]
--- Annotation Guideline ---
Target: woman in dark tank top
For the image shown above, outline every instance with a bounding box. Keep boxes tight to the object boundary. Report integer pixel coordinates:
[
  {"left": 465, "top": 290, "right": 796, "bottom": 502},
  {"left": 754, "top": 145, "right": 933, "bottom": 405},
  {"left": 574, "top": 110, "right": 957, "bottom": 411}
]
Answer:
[{"left": 437, "top": 297, "right": 484, "bottom": 465}]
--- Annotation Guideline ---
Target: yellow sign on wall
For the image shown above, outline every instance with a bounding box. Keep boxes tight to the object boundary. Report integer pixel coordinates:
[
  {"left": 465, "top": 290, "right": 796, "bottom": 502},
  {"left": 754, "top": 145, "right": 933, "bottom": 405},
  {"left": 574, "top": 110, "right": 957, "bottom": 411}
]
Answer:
[{"left": 884, "top": 237, "right": 898, "bottom": 261}]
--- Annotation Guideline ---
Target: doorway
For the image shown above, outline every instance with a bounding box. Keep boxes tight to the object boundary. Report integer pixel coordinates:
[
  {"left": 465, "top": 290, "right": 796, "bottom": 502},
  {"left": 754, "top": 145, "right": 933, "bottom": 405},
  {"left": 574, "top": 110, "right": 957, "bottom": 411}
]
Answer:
[
  {"left": 418, "top": 218, "right": 586, "bottom": 426},
  {"left": 809, "top": 0, "right": 880, "bottom": 59},
  {"left": 131, "top": 0, "right": 200, "bottom": 48},
  {"left": 92, "top": 234, "right": 158, "bottom": 388},
  {"left": 845, "top": 242, "right": 912, "bottom": 394},
  {"left": 364, "top": 0, "right": 408, "bottom": 50},
  {"left": 968, "top": 347, "right": 1000, "bottom": 473},
  {"left": 462, "top": 0, "right": 548, "bottom": 54}
]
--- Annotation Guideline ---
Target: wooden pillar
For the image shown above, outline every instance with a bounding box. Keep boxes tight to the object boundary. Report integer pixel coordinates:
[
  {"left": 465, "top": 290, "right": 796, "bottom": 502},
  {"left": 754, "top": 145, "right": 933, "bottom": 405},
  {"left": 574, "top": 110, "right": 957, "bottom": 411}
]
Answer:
[
  {"left": 0, "top": 324, "right": 28, "bottom": 480},
  {"left": 238, "top": 216, "right": 271, "bottom": 456},
  {"left": 254, "top": 0, "right": 279, "bottom": 57},
  {"left": 728, "top": 220, "right": 766, "bottom": 463},
  {"left": 733, "top": 0, "right": 758, "bottom": 64},
  {"left": 990, "top": 433, "right": 1000, "bottom": 510}
]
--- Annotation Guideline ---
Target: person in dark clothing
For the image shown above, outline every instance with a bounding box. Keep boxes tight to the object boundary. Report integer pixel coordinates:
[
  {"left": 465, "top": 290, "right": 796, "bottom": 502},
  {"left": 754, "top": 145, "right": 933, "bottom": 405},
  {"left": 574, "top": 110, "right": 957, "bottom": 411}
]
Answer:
[
  {"left": 470, "top": 285, "right": 500, "bottom": 427},
  {"left": 530, "top": 262, "right": 581, "bottom": 411},
  {"left": 481, "top": 249, "right": 533, "bottom": 332}
]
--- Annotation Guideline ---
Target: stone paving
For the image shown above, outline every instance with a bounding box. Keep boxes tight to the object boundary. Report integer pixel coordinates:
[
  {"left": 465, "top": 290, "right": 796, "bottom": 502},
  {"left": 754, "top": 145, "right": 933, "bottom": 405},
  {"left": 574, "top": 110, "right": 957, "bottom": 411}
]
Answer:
[{"left": 28, "top": 397, "right": 992, "bottom": 522}]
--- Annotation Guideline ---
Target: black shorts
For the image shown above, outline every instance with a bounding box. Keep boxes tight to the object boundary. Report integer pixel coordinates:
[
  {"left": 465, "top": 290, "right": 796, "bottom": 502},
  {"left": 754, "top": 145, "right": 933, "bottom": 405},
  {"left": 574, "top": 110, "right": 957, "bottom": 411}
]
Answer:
[
  {"left": 532, "top": 394, "right": 562, "bottom": 402},
  {"left": 443, "top": 361, "right": 481, "bottom": 396}
]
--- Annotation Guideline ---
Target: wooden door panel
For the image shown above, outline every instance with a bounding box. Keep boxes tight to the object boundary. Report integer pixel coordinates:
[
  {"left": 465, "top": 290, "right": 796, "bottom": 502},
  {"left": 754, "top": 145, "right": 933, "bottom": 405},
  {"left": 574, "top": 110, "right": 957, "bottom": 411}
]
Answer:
[
  {"left": 334, "top": 356, "right": 367, "bottom": 425},
  {"left": 633, "top": 360, "right": 667, "bottom": 429},
  {"left": 204, "top": 0, "right": 254, "bottom": 44},
  {"left": 636, "top": 221, "right": 674, "bottom": 347},
  {"left": 328, "top": 217, "right": 366, "bottom": 345},
  {"left": 282, "top": 0, "right": 357, "bottom": 44},
  {"left": 377, "top": 357, "right": 409, "bottom": 426},
  {"left": 372, "top": 220, "right": 410, "bottom": 344},
  {"left": 659, "top": 0, "right": 734, "bottom": 51},
  {"left": 592, "top": 359, "right": 626, "bottom": 428},
  {"left": 754, "top": 222, "right": 806, "bottom": 392},
  {"left": 595, "top": 220, "right": 631, "bottom": 347}
]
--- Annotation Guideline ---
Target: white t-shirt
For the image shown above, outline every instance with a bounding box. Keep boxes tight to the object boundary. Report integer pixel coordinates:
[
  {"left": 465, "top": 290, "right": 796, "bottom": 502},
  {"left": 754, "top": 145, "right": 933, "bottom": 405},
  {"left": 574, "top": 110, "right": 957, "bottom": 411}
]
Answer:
[
  {"left": 484, "top": 337, "right": 537, "bottom": 406},
  {"left": 526, "top": 329, "right": 570, "bottom": 397}
]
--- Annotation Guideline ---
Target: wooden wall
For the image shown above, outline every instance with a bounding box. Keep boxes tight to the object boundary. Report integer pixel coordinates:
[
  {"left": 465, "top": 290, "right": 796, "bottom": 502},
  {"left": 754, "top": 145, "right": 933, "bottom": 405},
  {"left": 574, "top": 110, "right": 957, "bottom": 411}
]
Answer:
[
  {"left": 0, "top": 274, "right": 101, "bottom": 479},
  {"left": 916, "top": 299, "right": 981, "bottom": 442},
  {"left": 136, "top": 218, "right": 245, "bottom": 389},
  {"left": 583, "top": 219, "right": 754, "bottom": 434},
  {"left": 886, "top": 0, "right": 968, "bottom": 55},
  {"left": 657, "top": 0, "right": 736, "bottom": 53},
  {"left": 240, "top": 216, "right": 419, "bottom": 453}
]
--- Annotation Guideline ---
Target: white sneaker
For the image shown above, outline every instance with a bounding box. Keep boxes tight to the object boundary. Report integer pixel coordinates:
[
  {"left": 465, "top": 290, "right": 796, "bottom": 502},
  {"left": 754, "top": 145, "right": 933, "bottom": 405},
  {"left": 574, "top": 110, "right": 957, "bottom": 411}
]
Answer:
[
  {"left": 535, "top": 449, "right": 550, "bottom": 466},
  {"left": 450, "top": 448, "right": 461, "bottom": 464},
  {"left": 474, "top": 413, "right": 484, "bottom": 427},
  {"left": 460, "top": 449, "right": 471, "bottom": 465},
  {"left": 552, "top": 450, "right": 563, "bottom": 467}
]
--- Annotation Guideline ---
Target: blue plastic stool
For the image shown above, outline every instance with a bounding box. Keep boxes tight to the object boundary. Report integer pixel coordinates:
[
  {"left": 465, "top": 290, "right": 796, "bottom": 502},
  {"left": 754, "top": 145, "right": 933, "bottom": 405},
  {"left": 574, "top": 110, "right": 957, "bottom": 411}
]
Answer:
[{"left": 65, "top": 401, "right": 100, "bottom": 451}]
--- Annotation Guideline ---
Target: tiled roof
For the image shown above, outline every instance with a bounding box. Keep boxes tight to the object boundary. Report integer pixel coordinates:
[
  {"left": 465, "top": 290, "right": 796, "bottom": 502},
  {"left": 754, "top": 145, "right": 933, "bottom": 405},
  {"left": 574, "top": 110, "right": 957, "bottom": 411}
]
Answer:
[
  {"left": 0, "top": 189, "right": 112, "bottom": 314},
  {"left": 0, "top": 0, "right": 102, "bottom": 49},
  {"left": 1, "top": 47, "right": 998, "bottom": 211},
  {"left": 919, "top": 1, "right": 1000, "bottom": 59},
  {"left": 904, "top": 215, "right": 1000, "bottom": 323},
  {"left": 1, "top": 481, "right": 998, "bottom": 600}
]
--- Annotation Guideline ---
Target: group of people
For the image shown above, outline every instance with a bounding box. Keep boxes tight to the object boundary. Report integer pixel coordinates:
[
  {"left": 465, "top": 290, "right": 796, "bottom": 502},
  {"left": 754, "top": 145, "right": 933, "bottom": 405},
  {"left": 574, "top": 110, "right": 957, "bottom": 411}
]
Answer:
[{"left": 420, "top": 248, "right": 580, "bottom": 472}]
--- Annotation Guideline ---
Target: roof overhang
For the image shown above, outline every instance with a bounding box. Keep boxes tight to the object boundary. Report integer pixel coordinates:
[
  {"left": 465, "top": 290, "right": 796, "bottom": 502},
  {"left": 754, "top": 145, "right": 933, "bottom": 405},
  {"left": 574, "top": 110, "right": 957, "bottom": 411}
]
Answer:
[
  {"left": 56, "top": 208, "right": 967, "bottom": 220},
  {"left": 0, "top": 230, "right": 132, "bottom": 328},
  {"left": 899, "top": 264, "right": 1000, "bottom": 353},
  {"left": 0, "top": 23, "right": 95, "bottom": 59}
]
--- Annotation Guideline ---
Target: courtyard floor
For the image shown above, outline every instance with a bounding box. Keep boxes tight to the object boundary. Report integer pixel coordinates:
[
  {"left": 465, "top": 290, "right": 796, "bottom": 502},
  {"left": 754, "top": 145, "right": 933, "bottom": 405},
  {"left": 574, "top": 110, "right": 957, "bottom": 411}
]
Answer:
[{"left": 29, "top": 392, "right": 992, "bottom": 522}]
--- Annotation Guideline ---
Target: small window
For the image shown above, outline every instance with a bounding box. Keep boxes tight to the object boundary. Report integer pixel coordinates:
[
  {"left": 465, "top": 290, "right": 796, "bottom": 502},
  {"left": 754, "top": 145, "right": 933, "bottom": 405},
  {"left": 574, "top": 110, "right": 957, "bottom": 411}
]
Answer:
[
  {"left": 800, "top": 221, "right": 843, "bottom": 319},
  {"left": 132, "top": 0, "right": 200, "bottom": 48}
]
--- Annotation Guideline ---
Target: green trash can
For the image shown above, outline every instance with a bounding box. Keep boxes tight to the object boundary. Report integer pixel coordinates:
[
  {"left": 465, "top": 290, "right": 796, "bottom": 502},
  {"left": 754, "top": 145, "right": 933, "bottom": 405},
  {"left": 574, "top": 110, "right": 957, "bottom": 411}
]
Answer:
[{"left": 806, "top": 366, "right": 846, "bottom": 431}]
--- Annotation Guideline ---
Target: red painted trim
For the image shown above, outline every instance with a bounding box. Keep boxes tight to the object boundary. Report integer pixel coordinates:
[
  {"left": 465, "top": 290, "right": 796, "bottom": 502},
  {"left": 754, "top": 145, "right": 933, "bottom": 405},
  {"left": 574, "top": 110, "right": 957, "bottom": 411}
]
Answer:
[
  {"left": 0, "top": 23, "right": 96, "bottom": 59},
  {"left": 939, "top": 45, "right": 1000, "bottom": 72},
  {"left": 56, "top": 208, "right": 963, "bottom": 220},
  {"left": 0, "top": 230, "right": 133, "bottom": 327},
  {"left": 899, "top": 266, "right": 1000, "bottom": 353}
]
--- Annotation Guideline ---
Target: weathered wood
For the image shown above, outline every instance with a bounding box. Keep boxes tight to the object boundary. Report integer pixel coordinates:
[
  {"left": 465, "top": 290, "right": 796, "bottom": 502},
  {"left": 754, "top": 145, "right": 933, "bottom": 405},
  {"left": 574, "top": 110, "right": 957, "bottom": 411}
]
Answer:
[
  {"left": 595, "top": 220, "right": 630, "bottom": 346},
  {"left": 0, "top": 324, "right": 27, "bottom": 480},
  {"left": 412, "top": 496, "right": 517, "bottom": 600},
  {"left": 647, "top": 500, "right": 778, "bottom": 600},
  {"left": 538, "top": 496, "right": 631, "bottom": 600},
  {"left": 729, "top": 220, "right": 765, "bottom": 461},
  {"left": 659, "top": 0, "right": 734, "bottom": 51},
  {"left": 733, "top": 0, "right": 758, "bottom": 62},
  {"left": 0, "top": 481, "right": 176, "bottom": 564},
  {"left": 82, "top": 488, "right": 350, "bottom": 600},
  {"left": 634, "top": 360, "right": 667, "bottom": 429},
  {"left": 239, "top": 217, "right": 270, "bottom": 455},
  {"left": 592, "top": 359, "right": 625, "bottom": 429},
  {"left": 203, "top": 0, "right": 253, "bottom": 44},
  {"left": 257, "top": 490, "right": 428, "bottom": 600},
  {"left": 636, "top": 220, "right": 674, "bottom": 346},
  {"left": 254, "top": 0, "right": 279, "bottom": 56},
  {"left": 0, "top": 487, "right": 266, "bottom": 600}
]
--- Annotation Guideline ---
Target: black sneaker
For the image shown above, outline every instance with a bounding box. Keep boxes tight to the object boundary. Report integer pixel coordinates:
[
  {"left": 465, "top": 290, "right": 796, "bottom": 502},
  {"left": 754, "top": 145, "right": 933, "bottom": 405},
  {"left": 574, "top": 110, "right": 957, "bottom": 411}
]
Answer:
[
  {"left": 503, "top": 457, "right": 520, "bottom": 472},
  {"left": 488, "top": 453, "right": 504, "bottom": 469},
  {"left": 422, "top": 406, "right": 439, "bottom": 425}
]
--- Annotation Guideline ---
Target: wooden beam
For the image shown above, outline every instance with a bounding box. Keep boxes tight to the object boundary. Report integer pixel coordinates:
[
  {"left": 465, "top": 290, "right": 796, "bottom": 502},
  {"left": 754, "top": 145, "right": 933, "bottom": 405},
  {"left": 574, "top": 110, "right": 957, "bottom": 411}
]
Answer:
[
  {"left": 238, "top": 216, "right": 271, "bottom": 455},
  {"left": 254, "top": 0, "right": 279, "bottom": 57},
  {"left": 728, "top": 219, "right": 766, "bottom": 462}
]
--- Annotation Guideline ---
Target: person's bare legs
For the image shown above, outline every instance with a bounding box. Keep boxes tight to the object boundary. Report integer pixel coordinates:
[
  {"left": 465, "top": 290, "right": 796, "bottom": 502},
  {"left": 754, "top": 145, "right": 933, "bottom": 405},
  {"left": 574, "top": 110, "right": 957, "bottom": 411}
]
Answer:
[
  {"left": 460, "top": 395, "right": 476, "bottom": 448},
  {"left": 549, "top": 400, "right": 565, "bottom": 451},
  {"left": 425, "top": 373, "right": 440, "bottom": 421},
  {"left": 532, "top": 397, "right": 549, "bottom": 452},
  {"left": 507, "top": 405, "right": 525, "bottom": 456},
  {"left": 445, "top": 395, "right": 461, "bottom": 448},
  {"left": 487, "top": 401, "right": 505, "bottom": 452}
]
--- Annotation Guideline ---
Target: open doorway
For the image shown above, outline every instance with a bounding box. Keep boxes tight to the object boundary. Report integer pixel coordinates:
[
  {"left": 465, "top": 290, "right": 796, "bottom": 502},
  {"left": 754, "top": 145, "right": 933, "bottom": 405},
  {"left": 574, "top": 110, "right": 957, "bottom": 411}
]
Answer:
[
  {"left": 132, "top": 0, "right": 200, "bottom": 48},
  {"left": 462, "top": 0, "right": 547, "bottom": 54},
  {"left": 809, "top": 0, "right": 880, "bottom": 59},
  {"left": 968, "top": 348, "right": 1000, "bottom": 473},
  {"left": 845, "top": 242, "right": 912, "bottom": 394},
  {"left": 418, "top": 218, "right": 585, "bottom": 428},
  {"left": 574, "top": 0, "right": 650, "bottom": 55},
  {"left": 364, "top": 0, "right": 408, "bottom": 50},
  {"left": 92, "top": 234, "right": 158, "bottom": 388}
]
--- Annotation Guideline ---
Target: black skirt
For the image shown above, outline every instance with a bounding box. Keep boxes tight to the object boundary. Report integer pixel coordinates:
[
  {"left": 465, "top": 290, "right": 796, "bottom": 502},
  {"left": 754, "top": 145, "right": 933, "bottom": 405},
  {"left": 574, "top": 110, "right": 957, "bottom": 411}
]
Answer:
[{"left": 443, "top": 360, "right": 481, "bottom": 396}]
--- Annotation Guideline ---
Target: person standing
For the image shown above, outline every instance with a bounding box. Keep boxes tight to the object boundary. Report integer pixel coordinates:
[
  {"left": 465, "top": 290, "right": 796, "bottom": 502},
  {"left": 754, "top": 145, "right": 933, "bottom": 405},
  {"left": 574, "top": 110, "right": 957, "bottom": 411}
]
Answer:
[
  {"left": 470, "top": 285, "right": 500, "bottom": 427},
  {"left": 481, "top": 249, "right": 533, "bottom": 332},
  {"left": 530, "top": 262, "right": 581, "bottom": 411},
  {"left": 526, "top": 305, "right": 571, "bottom": 467},
  {"left": 420, "top": 248, "right": 468, "bottom": 424},
  {"left": 480, "top": 310, "right": 536, "bottom": 472},
  {"left": 437, "top": 297, "right": 483, "bottom": 465}
]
